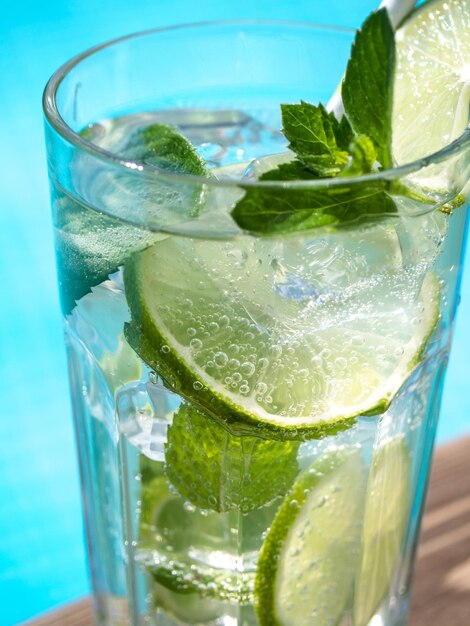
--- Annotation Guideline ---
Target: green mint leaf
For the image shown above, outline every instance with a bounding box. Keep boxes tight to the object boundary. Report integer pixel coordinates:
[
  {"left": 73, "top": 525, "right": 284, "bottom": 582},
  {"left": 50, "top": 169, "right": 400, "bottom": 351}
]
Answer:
[
  {"left": 341, "top": 135, "right": 378, "bottom": 176},
  {"left": 165, "top": 404, "right": 299, "bottom": 513},
  {"left": 231, "top": 181, "right": 396, "bottom": 235},
  {"left": 260, "top": 160, "right": 319, "bottom": 181},
  {"left": 342, "top": 9, "right": 395, "bottom": 169},
  {"left": 53, "top": 192, "right": 156, "bottom": 315},
  {"left": 281, "top": 102, "right": 352, "bottom": 176},
  {"left": 125, "top": 123, "right": 208, "bottom": 176}
]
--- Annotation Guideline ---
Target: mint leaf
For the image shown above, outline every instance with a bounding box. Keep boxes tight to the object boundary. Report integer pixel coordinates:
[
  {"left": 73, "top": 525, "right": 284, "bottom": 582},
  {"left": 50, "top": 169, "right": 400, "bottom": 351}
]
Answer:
[
  {"left": 231, "top": 181, "right": 396, "bottom": 235},
  {"left": 125, "top": 123, "right": 208, "bottom": 176},
  {"left": 53, "top": 192, "right": 155, "bottom": 315},
  {"left": 260, "top": 160, "right": 318, "bottom": 181},
  {"left": 165, "top": 404, "right": 299, "bottom": 513},
  {"left": 341, "top": 135, "right": 378, "bottom": 176},
  {"left": 230, "top": 9, "right": 398, "bottom": 234},
  {"left": 281, "top": 102, "right": 353, "bottom": 176},
  {"left": 342, "top": 10, "right": 395, "bottom": 169}
]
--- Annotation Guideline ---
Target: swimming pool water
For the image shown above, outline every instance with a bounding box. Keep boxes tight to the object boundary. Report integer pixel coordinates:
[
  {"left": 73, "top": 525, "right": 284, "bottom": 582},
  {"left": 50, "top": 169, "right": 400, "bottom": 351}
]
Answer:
[{"left": 1, "top": 1, "right": 468, "bottom": 624}]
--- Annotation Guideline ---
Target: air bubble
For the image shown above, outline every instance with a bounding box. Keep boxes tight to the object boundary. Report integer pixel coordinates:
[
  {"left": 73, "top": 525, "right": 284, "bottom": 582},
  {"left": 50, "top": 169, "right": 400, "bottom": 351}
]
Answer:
[
  {"left": 190, "top": 338, "right": 203, "bottom": 350},
  {"left": 161, "top": 345, "right": 170, "bottom": 354},
  {"left": 219, "top": 315, "right": 230, "bottom": 327},
  {"left": 214, "top": 352, "right": 228, "bottom": 367},
  {"left": 193, "top": 381, "right": 203, "bottom": 391},
  {"left": 241, "top": 361, "right": 255, "bottom": 377}
]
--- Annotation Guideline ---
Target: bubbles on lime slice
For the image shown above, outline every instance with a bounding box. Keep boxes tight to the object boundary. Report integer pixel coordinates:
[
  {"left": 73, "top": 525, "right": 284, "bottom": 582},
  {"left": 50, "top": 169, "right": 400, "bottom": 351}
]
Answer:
[
  {"left": 255, "top": 448, "right": 366, "bottom": 626},
  {"left": 394, "top": 0, "right": 470, "bottom": 164},
  {"left": 354, "top": 436, "right": 411, "bottom": 626},
  {"left": 124, "top": 227, "right": 439, "bottom": 436},
  {"left": 393, "top": 0, "right": 470, "bottom": 194}
]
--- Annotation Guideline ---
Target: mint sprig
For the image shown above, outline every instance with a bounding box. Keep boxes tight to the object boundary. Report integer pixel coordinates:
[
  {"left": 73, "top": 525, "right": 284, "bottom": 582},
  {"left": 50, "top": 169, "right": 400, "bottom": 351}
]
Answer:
[
  {"left": 230, "top": 9, "right": 399, "bottom": 235},
  {"left": 342, "top": 9, "right": 395, "bottom": 169},
  {"left": 231, "top": 181, "right": 395, "bottom": 235},
  {"left": 281, "top": 102, "right": 353, "bottom": 176}
]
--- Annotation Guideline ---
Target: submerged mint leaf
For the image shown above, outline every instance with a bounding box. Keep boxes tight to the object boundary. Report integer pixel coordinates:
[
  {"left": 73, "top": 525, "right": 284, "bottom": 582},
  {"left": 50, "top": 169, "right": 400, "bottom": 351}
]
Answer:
[
  {"left": 260, "top": 160, "right": 318, "bottom": 182},
  {"left": 165, "top": 404, "right": 299, "bottom": 513},
  {"left": 125, "top": 123, "right": 208, "bottom": 176},
  {"left": 281, "top": 102, "right": 353, "bottom": 176},
  {"left": 341, "top": 135, "right": 378, "bottom": 176},
  {"left": 231, "top": 181, "right": 396, "bottom": 235},
  {"left": 342, "top": 9, "right": 395, "bottom": 169},
  {"left": 53, "top": 193, "right": 156, "bottom": 316}
]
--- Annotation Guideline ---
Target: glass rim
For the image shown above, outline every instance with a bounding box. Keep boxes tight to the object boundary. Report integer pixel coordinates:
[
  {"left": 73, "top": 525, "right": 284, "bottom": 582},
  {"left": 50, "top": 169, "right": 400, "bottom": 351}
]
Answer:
[{"left": 43, "top": 18, "right": 470, "bottom": 191}]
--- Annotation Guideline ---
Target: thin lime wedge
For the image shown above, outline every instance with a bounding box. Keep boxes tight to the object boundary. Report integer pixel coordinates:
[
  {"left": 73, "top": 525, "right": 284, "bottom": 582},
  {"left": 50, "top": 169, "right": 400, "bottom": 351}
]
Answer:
[
  {"left": 354, "top": 437, "right": 411, "bottom": 626},
  {"left": 255, "top": 448, "right": 366, "bottom": 626},
  {"left": 393, "top": 0, "right": 470, "bottom": 165}
]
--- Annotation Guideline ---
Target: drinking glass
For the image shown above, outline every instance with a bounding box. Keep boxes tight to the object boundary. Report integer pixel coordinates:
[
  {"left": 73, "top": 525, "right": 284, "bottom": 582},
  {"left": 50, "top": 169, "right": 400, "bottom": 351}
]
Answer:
[{"left": 43, "top": 21, "right": 470, "bottom": 626}]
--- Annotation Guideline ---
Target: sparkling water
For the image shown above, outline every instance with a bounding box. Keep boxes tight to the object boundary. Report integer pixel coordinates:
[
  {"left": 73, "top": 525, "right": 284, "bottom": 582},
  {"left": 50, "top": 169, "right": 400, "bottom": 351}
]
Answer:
[{"left": 54, "top": 110, "right": 467, "bottom": 626}]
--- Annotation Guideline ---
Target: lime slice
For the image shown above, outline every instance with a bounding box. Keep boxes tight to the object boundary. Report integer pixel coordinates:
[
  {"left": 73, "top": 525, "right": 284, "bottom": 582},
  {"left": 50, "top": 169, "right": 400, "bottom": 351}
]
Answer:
[
  {"left": 124, "top": 229, "right": 439, "bottom": 436},
  {"left": 354, "top": 437, "right": 411, "bottom": 626},
  {"left": 393, "top": 0, "right": 470, "bottom": 165},
  {"left": 255, "top": 448, "right": 366, "bottom": 626},
  {"left": 165, "top": 404, "right": 299, "bottom": 512}
]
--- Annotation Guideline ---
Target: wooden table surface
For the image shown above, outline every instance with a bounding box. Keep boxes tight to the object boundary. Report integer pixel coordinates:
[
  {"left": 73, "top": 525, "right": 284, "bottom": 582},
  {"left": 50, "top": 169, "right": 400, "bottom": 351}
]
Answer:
[{"left": 25, "top": 436, "right": 470, "bottom": 626}]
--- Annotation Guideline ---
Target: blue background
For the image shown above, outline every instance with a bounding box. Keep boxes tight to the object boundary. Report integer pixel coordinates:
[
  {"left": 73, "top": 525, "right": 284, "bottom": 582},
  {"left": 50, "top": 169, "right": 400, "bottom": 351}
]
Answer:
[{"left": 0, "top": 1, "right": 468, "bottom": 624}]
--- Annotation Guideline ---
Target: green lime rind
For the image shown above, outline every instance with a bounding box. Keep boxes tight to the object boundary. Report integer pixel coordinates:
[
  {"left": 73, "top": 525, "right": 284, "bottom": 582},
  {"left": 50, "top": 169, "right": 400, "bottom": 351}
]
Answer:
[
  {"left": 124, "top": 318, "right": 355, "bottom": 442},
  {"left": 255, "top": 449, "right": 366, "bottom": 626},
  {"left": 165, "top": 403, "right": 300, "bottom": 512},
  {"left": 354, "top": 437, "right": 411, "bottom": 626}
]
